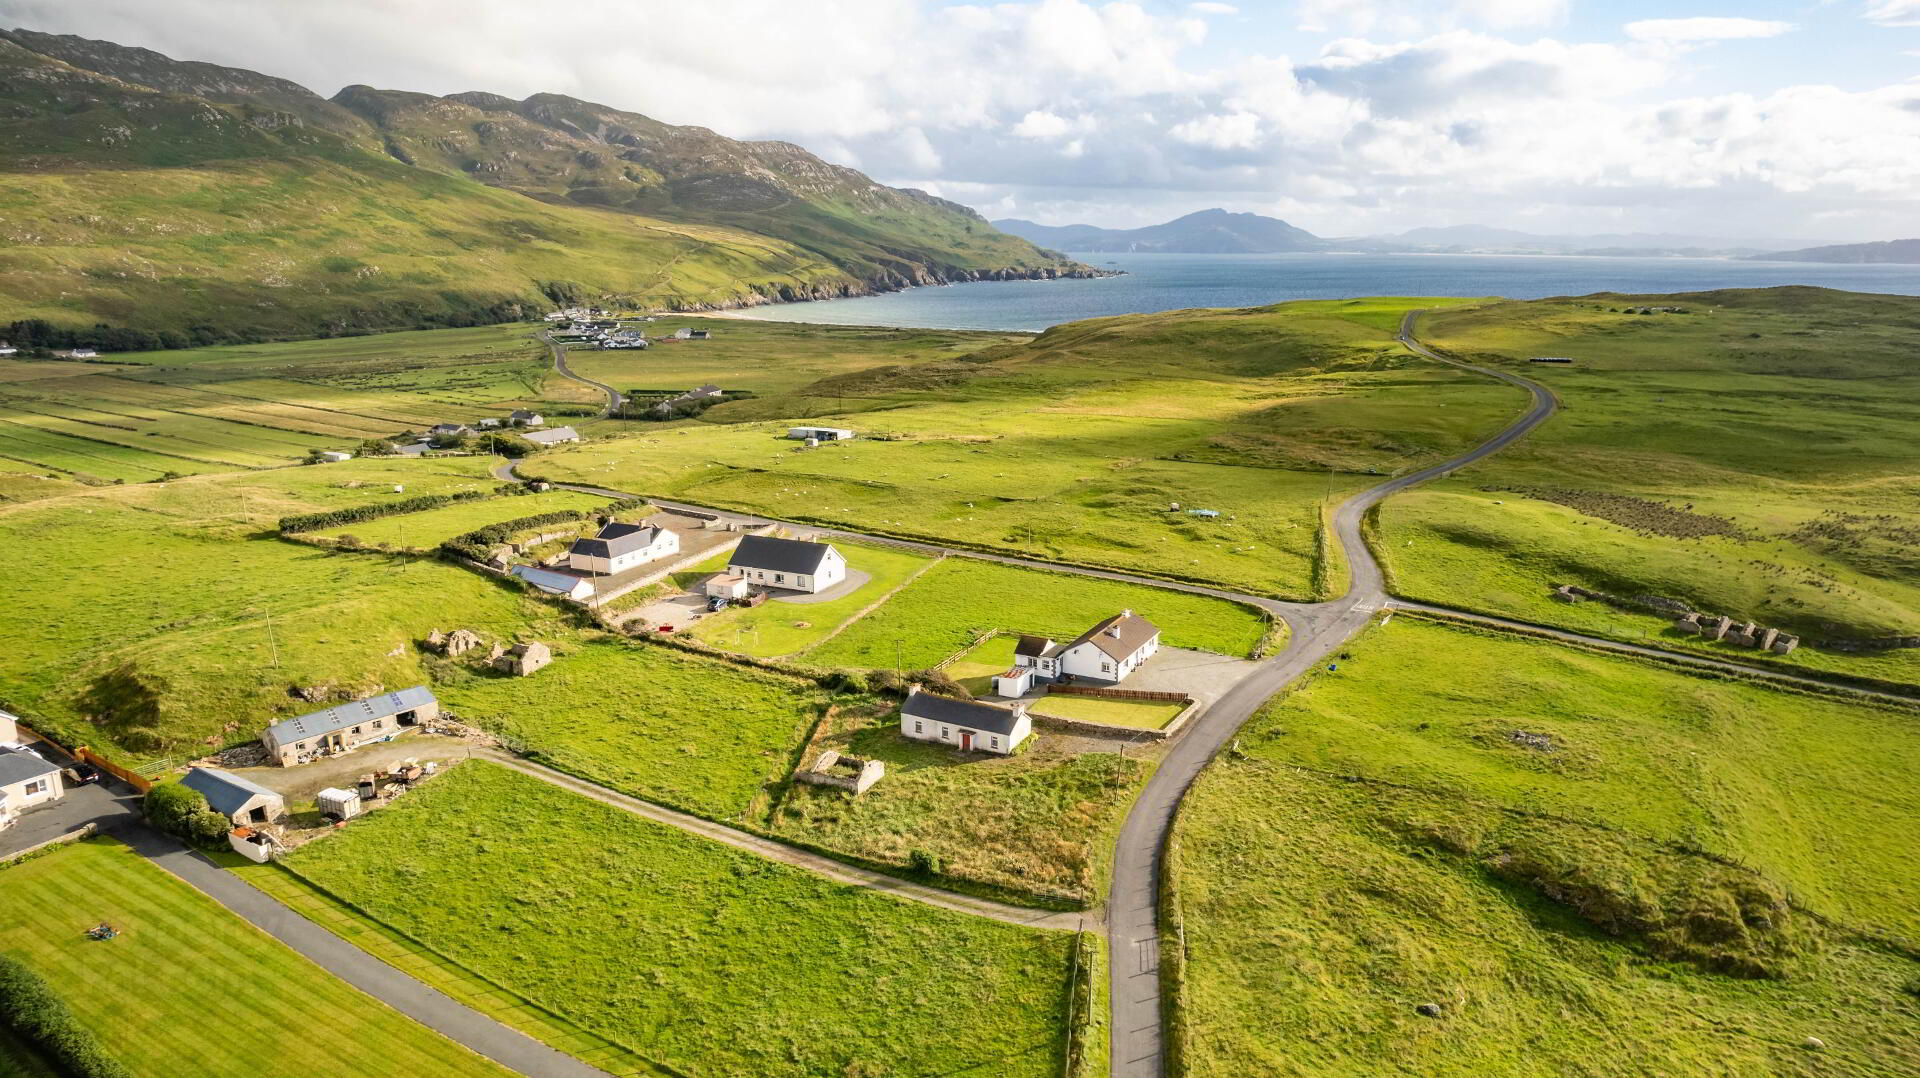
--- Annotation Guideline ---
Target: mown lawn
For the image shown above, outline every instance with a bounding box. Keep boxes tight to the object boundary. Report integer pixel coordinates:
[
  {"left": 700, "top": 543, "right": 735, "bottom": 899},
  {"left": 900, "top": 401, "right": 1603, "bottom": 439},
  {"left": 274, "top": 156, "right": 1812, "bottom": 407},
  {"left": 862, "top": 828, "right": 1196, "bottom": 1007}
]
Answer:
[
  {"left": 286, "top": 761, "right": 1078, "bottom": 1078},
  {"left": 688, "top": 541, "right": 938, "bottom": 657},
  {"left": 1031, "top": 694, "right": 1187, "bottom": 730},
  {"left": 771, "top": 710, "right": 1154, "bottom": 906},
  {"left": 943, "top": 634, "right": 1020, "bottom": 694},
  {"left": 0, "top": 838, "right": 513, "bottom": 1078},
  {"left": 1172, "top": 615, "right": 1920, "bottom": 1076},
  {"left": 315, "top": 488, "right": 611, "bottom": 548},
  {"left": 805, "top": 557, "right": 1270, "bottom": 670},
  {"left": 434, "top": 639, "right": 827, "bottom": 820}
]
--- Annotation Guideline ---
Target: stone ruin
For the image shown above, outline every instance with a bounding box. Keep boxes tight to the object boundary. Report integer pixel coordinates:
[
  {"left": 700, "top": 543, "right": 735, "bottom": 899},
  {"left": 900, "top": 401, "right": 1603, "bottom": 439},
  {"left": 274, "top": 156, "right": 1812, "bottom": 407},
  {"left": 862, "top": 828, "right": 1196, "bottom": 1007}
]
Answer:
[
  {"left": 426, "top": 628, "right": 485, "bottom": 656},
  {"left": 1671, "top": 612, "right": 1799, "bottom": 655},
  {"left": 493, "top": 641, "right": 552, "bottom": 677},
  {"left": 796, "top": 749, "right": 884, "bottom": 795}
]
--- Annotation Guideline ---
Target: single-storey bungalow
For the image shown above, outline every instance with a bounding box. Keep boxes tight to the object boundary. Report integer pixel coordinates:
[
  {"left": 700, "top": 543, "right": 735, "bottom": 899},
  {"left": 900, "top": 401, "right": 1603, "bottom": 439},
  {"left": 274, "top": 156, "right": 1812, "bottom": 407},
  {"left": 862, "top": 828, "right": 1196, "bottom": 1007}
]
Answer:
[
  {"left": 727, "top": 534, "right": 847, "bottom": 594},
  {"left": 899, "top": 689, "right": 1031, "bottom": 755},
  {"left": 510, "top": 564, "right": 595, "bottom": 600},
  {"left": 477, "top": 417, "right": 503, "bottom": 429},
  {"left": 259, "top": 686, "right": 439, "bottom": 767},
  {"left": 509, "top": 409, "right": 546, "bottom": 427},
  {"left": 786, "top": 426, "right": 855, "bottom": 441},
  {"left": 0, "top": 748, "right": 64, "bottom": 829},
  {"left": 567, "top": 521, "right": 679, "bottom": 575},
  {"left": 180, "top": 767, "right": 285, "bottom": 825},
  {"left": 428, "top": 423, "right": 472, "bottom": 438},
  {"left": 1011, "top": 610, "right": 1161, "bottom": 686},
  {"left": 521, "top": 426, "right": 581, "bottom": 446},
  {"left": 316, "top": 450, "right": 353, "bottom": 463}
]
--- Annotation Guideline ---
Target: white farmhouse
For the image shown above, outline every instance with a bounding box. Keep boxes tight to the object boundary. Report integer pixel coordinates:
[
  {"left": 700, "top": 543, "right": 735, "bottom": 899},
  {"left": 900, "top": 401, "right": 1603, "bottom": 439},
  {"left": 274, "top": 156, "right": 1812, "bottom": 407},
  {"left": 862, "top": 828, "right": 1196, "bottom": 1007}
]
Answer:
[
  {"left": 0, "top": 747, "right": 65, "bottom": 829},
  {"left": 899, "top": 689, "right": 1031, "bottom": 755},
  {"left": 726, "top": 535, "right": 847, "bottom": 594},
  {"left": 509, "top": 409, "right": 545, "bottom": 427},
  {"left": 1011, "top": 610, "right": 1161, "bottom": 686},
  {"left": 566, "top": 521, "right": 679, "bottom": 575}
]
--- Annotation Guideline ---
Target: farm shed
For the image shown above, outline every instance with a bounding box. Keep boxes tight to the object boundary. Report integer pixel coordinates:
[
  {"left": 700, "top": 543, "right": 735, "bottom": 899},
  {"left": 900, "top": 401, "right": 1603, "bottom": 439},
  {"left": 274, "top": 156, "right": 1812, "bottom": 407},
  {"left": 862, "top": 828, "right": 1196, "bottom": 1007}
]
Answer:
[
  {"left": 521, "top": 426, "right": 581, "bottom": 446},
  {"left": 727, "top": 535, "right": 847, "bottom": 594},
  {"left": 259, "top": 686, "right": 439, "bottom": 767},
  {"left": 786, "top": 426, "right": 855, "bottom": 441},
  {"left": 899, "top": 689, "right": 1032, "bottom": 755},
  {"left": 0, "top": 748, "right": 64, "bottom": 829},
  {"left": 316, "top": 450, "right": 353, "bottom": 463},
  {"left": 567, "top": 522, "right": 680, "bottom": 575},
  {"left": 180, "top": 767, "right": 285, "bottom": 825},
  {"left": 1012, "top": 611, "right": 1161, "bottom": 686},
  {"left": 510, "top": 564, "right": 595, "bottom": 601}
]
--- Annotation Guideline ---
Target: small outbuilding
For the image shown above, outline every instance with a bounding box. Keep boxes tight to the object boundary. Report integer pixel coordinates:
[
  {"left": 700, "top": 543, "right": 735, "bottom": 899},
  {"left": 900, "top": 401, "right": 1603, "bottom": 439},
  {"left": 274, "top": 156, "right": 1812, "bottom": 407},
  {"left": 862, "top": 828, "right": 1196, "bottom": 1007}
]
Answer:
[
  {"left": 899, "top": 689, "right": 1031, "bottom": 755},
  {"left": 493, "top": 641, "right": 552, "bottom": 677},
  {"left": 786, "top": 426, "right": 855, "bottom": 442},
  {"left": 704, "top": 573, "right": 753, "bottom": 600},
  {"left": 521, "top": 426, "right": 581, "bottom": 447},
  {"left": 727, "top": 534, "right": 847, "bottom": 594},
  {"left": 259, "top": 686, "right": 439, "bottom": 767},
  {"left": 180, "top": 767, "right": 285, "bottom": 825},
  {"left": 316, "top": 450, "right": 353, "bottom": 463},
  {"left": 510, "top": 564, "right": 596, "bottom": 601}
]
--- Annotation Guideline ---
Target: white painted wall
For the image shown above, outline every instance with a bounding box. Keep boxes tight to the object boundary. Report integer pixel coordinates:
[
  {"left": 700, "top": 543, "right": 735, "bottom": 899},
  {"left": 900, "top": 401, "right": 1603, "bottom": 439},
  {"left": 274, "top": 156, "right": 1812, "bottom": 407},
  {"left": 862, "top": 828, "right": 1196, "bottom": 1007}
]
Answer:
[{"left": 899, "top": 712, "right": 1030, "bottom": 755}]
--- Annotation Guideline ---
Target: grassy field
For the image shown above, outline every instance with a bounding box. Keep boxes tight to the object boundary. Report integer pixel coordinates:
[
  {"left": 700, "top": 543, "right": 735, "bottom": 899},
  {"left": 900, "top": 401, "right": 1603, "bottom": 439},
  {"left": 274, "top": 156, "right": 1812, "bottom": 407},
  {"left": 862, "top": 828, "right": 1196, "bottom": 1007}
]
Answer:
[
  {"left": 1380, "top": 288, "right": 1920, "bottom": 686},
  {"left": 533, "top": 298, "right": 1526, "bottom": 598},
  {"left": 0, "top": 838, "right": 513, "bottom": 1078},
  {"left": 285, "top": 761, "right": 1078, "bottom": 1077},
  {"left": 1172, "top": 615, "right": 1920, "bottom": 1076},
  {"left": 688, "top": 541, "right": 938, "bottom": 656},
  {"left": 315, "top": 488, "right": 611, "bottom": 548},
  {"left": 805, "top": 557, "right": 1270, "bottom": 671},
  {"left": 435, "top": 639, "right": 827, "bottom": 821},
  {"left": 944, "top": 634, "right": 1021, "bottom": 693},
  {"left": 1030, "top": 694, "right": 1187, "bottom": 729},
  {"left": 0, "top": 456, "right": 569, "bottom": 759},
  {"left": 771, "top": 706, "right": 1154, "bottom": 905}
]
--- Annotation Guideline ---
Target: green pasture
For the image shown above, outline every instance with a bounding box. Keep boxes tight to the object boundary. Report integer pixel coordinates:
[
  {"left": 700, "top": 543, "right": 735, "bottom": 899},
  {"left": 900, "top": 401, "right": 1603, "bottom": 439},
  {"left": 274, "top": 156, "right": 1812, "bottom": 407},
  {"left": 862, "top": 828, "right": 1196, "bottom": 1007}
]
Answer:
[
  {"left": 316, "top": 488, "right": 611, "bottom": 549},
  {"left": 285, "top": 761, "right": 1077, "bottom": 1077},
  {"left": 688, "top": 541, "right": 938, "bottom": 656},
  {"left": 1031, "top": 694, "right": 1187, "bottom": 729},
  {"left": 0, "top": 839, "right": 512, "bottom": 1078}
]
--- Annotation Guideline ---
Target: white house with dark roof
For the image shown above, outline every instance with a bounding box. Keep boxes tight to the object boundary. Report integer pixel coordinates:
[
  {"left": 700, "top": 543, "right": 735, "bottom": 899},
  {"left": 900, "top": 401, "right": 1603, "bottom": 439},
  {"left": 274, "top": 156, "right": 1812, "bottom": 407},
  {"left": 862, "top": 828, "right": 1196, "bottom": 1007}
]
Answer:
[
  {"left": 259, "top": 686, "right": 439, "bottom": 767},
  {"left": 899, "top": 689, "right": 1031, "bottom": 755},
  {"left": 726, "top": 534, "right": 847, "bottom": 594},
  {"left": 567, "top": 522, "right": 679, "bottom": 575},
  {"left": 1011, "top": 610, "right": 1161, "bottom": 686},
  {"left": 509, "top": 409, "right": 545, "bottom": 427},
  {"left": 521, "top": 426, "right": 580, "bottom": 447},
  {"left": 0, "top": 747, "right": 64, "bottom": 829},
  {"left": 180, "top": 767, "right": 285, "bottom": 825}
]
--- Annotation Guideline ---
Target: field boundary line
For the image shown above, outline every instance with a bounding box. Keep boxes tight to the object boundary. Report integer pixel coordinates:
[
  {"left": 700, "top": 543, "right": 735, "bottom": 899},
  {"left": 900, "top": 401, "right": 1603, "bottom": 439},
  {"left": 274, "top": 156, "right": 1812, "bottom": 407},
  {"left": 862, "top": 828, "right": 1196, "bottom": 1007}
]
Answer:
[{"left": 780, "top": 550, "right": 947, "bottom": 660}]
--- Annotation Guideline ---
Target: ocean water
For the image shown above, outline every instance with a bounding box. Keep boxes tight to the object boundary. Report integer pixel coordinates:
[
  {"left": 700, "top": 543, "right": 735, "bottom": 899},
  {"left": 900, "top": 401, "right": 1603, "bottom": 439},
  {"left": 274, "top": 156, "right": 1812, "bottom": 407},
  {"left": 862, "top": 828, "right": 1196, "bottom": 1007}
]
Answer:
[{"left": 728, "top": 252, "right": 1920, "bottom": 332}]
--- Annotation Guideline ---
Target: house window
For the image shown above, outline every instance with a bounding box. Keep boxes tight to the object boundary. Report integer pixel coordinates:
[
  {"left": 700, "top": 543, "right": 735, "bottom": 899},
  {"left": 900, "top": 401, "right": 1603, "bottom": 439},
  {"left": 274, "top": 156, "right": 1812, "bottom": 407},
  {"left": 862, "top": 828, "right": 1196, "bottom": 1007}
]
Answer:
[
  {"left": 24, "top": 779, "right": 47, "bottom": 796},
  {"left": 913, "top": 720, "right": 923, "bottom": 733},
  {"left": 1101, "top": 662, "right": 1113, "bottom": 673},
  {"left": 351, "top": 725, "right": 362, "bottom": 735},
  {"left": 940, "top": 727, "right": 950, "bottom": 739},
  {"left": 990, "top": 736, "right": 1001, "bottom": 749},
  {"left": 775, "top": 573, "right": 786, "bottom": 584},
  {"left": 373, "top": 720, "right": 384, "bottom": 729}
]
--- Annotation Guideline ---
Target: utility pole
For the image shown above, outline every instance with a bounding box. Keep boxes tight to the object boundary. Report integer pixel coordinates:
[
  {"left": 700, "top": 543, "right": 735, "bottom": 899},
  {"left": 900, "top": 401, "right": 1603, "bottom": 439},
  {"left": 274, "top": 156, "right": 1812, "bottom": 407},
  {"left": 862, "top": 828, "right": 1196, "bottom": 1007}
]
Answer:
[
  {"left": 263, "top": 606, "right": 281, "bottom": 669},
  {"left": 895, "top": 638, "right": 904, "bottom": 674}
]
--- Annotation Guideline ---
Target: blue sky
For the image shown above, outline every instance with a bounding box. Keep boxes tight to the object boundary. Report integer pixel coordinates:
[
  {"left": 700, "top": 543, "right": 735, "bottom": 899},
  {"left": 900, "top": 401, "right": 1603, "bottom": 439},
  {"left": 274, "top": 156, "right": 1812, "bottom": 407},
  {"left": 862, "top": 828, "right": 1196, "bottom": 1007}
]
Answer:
[{"left": 8, "top": 0, "right": 1920, "bottom": 240}]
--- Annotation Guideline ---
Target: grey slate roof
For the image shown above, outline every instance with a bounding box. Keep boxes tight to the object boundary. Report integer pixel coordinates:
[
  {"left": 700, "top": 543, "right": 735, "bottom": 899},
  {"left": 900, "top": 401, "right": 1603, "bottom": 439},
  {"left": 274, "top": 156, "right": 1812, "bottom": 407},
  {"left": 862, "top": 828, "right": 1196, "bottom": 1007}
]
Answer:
[
  {"left": 180, "top": 767, "right": 281, "bottom": 818},
  {"left": 729, "top": 534, "right": 836, "bottom": 576},
  {"left": 569, "top": 522, "right": 664, "bottom": 560},
  {"left": 521, "top": 426, "right": 580, "bottom": 446},
  {"left": 0, "top": 748, "right": 60, "bottom": 787},
  {"left": 263, "top": 686, "right": 437, "bottom": 746},
  {"left": 512, "top": 565, "right": 591, "bottom": 594},
  {"left": 1013, "top": 634, "right": 1058, "bottom": 659},
  {"left": 901, "top": 690, "right": 1025, "bottom": 736}
]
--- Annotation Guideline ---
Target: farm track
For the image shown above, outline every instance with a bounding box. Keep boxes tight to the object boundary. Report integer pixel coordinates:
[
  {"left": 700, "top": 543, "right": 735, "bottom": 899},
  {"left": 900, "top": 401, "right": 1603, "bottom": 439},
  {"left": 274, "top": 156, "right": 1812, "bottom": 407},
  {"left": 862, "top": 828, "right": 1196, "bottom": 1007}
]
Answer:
[
  {"left": 479, "top": 751, "right": 1090, "bottom": 932},
  {"left": 544, "top": 335, "right": 625, "bottom": 415}
]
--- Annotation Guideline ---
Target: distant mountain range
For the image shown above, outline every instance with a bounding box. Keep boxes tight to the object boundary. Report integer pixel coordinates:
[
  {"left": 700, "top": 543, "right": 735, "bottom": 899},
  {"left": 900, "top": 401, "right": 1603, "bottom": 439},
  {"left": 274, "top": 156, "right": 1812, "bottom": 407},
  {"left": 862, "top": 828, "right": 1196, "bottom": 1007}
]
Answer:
[
  {"left": 1750, "top": 239, "right": 1920, "bottom": 264},
  {"left": 997, "top": 210, "right": 1828, "bottom": 259},
  {"left": 993, "top": 209, "right": 1322, "bottom": 254},
  {"left": 0, "top": 28, "right": 1090, "bottom": 345}
]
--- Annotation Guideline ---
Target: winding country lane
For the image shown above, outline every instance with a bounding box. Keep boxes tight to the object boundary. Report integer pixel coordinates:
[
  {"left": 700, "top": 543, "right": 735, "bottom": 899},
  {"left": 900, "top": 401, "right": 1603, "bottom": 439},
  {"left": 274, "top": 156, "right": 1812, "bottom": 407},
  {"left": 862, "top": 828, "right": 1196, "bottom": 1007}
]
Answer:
[
  {"left": 543, "top": 333, "right": 625, "bottom": 415},
  {"left": 1102, "top": 312, "right": 1559, "bottom": 1078}
]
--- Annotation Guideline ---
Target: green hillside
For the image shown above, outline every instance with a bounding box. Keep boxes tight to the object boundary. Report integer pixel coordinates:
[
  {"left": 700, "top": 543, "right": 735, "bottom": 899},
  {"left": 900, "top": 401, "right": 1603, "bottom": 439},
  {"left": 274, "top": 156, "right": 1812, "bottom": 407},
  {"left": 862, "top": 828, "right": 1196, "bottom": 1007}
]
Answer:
[{"left": 0, "top": 29, "right": 1088, "bottom": 346}]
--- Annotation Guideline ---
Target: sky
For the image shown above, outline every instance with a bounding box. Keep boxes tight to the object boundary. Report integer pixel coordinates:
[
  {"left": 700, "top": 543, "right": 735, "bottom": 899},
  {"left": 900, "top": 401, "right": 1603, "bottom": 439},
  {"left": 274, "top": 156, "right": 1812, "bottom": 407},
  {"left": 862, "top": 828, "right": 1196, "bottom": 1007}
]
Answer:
[{"left": 6, "top": 0, "right": 1920, "bottom": 241}]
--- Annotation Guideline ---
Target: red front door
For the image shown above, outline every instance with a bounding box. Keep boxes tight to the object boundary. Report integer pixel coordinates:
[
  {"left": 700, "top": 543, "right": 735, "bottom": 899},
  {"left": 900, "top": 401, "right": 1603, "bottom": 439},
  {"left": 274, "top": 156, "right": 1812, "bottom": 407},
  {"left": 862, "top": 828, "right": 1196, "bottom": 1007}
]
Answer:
[{"left": 960, "top": 731, "right": 974, "bottom": 751}]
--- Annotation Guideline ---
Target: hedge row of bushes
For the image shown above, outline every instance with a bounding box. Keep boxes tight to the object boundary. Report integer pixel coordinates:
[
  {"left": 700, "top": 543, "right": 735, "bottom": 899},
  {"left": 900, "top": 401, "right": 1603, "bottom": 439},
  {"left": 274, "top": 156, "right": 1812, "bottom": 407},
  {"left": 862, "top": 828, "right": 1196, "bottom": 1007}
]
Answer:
[
  {"left": 441, "top": 496, "right": 650, "bottom": 562},
  {"left": 277, "top": 484, "right": 524, "bottom": 534},
  {"left": 143, "top": 783, "right": 232, "bottom": 848},
  {"left": 0, "top": 953, "right": 135, "bottom": 1078}
]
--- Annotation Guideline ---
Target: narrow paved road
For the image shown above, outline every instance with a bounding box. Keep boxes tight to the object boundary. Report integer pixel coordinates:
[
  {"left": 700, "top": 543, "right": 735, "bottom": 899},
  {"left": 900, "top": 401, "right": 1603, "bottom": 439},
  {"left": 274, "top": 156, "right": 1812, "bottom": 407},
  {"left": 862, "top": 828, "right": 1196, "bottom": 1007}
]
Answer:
[
  {"left": 116, "top": 825, "right": 611, "bottom": 1078},
  {"left": 480, "top": 751, "right": 1089, "bottom": 932},
  {"left": 1104, "top": 312, "right": 1559, "bottom": 1078},
  {"left": 544, "top": 333, "right": 624, "bottom": 415}
]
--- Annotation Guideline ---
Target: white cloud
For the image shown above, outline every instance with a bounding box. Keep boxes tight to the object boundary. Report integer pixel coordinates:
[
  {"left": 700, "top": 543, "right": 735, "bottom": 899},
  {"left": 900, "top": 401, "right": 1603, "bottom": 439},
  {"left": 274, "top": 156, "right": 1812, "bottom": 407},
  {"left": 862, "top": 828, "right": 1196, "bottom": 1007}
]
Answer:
[
  {"left": 1865, "top": 0, "right": 1920, "bottom": 26},
  {"left": 1298, "top": 0, "right": 1567, "bottom": 35},
  {"left": 1625, "top": 17, "right": 1794, "bottom": 42},
  {"left": 1012, "top": 110, "right": 1072, "bottom": 138},
  {"left": 1168, "top": 111, "right": 1262, "bottom": 149},
  {"left": 1188, "top": 2, "right": 1237, "bottom": 13}
]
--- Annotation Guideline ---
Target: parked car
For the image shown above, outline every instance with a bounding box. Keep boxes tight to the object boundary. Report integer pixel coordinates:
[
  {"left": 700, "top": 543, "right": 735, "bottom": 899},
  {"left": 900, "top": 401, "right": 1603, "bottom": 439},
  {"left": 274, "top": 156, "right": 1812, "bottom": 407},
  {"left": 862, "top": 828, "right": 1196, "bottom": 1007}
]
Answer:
[{"left": 65, "top": 762, "right": 101, "bottom": 785}]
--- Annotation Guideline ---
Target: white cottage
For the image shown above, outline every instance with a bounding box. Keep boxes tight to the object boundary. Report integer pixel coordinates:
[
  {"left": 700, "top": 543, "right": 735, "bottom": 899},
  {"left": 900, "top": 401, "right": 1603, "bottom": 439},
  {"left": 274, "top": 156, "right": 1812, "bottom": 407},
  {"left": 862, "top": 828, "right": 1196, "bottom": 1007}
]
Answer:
[
  {"left": 786, "top": 426, "right": 855, "bottom": 442},
  {"left": 899, "top": 689, "right": 1031, "bottom": 755},
  {"left": 0, "top": 748, "right": 64, "bottom": 829},
  {"left": 1011, "top": 610, "right": 1161, "bottom": 685},
  {"left": 567, "top": 522, "right": 679, "bottom": 575},
  {"left": 726, "top": 535, "right": 847, "bottom": 594}
]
